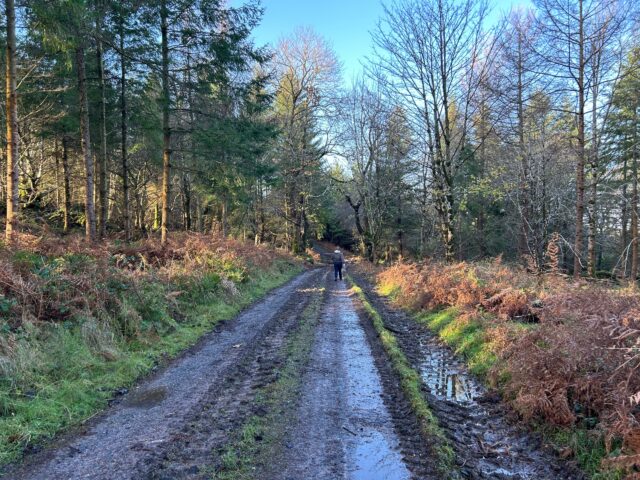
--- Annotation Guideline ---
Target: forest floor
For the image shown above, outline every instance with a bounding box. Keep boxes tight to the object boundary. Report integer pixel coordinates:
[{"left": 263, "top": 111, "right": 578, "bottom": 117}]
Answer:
[{"left": 2, "top": 252, "right": 586, "bottom": 479}]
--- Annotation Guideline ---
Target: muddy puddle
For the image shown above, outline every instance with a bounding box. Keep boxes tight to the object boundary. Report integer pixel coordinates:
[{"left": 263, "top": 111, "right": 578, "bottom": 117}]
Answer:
[
  {"left": 125, "top": 386, "right": 168, "bottom": 408},
  {"left": 416, "top": 336, "right": 557, "bottom": 478},
  {"left": 273, "top": 279, "right": 410, "bottom": 480},
  {"left": 419, "top": 341, "right": 480, "bottom": 403},
  {"left": 340, "top": 290, "right": 410, "bottom": 480}
]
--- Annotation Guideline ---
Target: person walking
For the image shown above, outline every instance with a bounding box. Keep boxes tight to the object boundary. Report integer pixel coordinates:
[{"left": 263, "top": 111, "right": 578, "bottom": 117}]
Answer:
[{"left": 333, "top": 249, "right": 345, "bottom": 281}]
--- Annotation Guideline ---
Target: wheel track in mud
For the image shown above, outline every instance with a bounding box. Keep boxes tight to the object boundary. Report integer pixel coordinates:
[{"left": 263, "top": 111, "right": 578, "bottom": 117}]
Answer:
[
  {"left": 4, "top": 268, "right": 325, "bottom": 480},
  {"left": 134, "top": 269, "right": 327, "bottom": 479},
  {"left": 351, "top": 295, "right": 442, "bottom": 479},
  {"left": 351, "top": 272, "right": 586, "bottom": 480}
]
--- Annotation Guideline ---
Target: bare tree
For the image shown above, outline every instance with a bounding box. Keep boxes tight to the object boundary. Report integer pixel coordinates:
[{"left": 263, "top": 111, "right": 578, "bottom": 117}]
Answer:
[
  {"left": 372, "top": 0, "right": 494, "bottom": 262},
  {"left": 533, "top": 0, "right": 630, "bottom": 276},
  {"left": 272, "top": 28, "right": 340, "bottom": 253}
]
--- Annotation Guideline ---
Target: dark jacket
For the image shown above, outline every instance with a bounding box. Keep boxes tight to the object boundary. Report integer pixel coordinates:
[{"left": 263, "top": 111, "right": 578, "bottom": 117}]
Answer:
[{"left": 333, "top": 252, "right": 344, "bottom": 265}]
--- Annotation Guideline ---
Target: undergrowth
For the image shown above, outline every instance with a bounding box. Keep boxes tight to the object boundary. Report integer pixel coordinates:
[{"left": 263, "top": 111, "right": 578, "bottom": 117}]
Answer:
[
  {"left": 349, "top": 279, "right": 457, "bottom": 478},
  {"left": 0, "top": 232, "right": 301, "bottom": 467},
  {"left": 376, "top": 260, "right": 639, "bottom": 478}
]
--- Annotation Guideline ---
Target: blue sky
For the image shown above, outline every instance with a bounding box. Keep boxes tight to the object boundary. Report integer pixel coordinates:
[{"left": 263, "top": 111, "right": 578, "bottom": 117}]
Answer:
[{"left": 235, "top": 0, "right": 534, "bottom": 82}]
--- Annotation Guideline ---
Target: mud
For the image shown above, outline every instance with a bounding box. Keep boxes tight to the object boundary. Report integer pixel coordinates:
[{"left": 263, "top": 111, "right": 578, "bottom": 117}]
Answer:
[
  {"left": 352, "top": 272, "right": 586, "bottom": 480},
  {"left": 3, "top": 269, "right": 324, "bottom": 480},
  {"left": 267, "top": 275, "right": 413, "bottom": 480}
]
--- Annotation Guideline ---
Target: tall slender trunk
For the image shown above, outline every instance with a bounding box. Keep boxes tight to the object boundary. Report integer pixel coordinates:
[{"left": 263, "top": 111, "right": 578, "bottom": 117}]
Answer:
[
  {"left": 622, "top": 156, "right": 629, "bottom": 274},
  {"left": 96, "top": 14, "right": 108, "bottom": 238},
  {"left": 55, "top": 139, "right": 60, "bottom": 209},
  {"left": 517, "top": 29, "right": 529, "bottom": 258},
  {"left": 76, "top": 46, "right": 96, "bottom": 241},
  {"left": 573, "top": 0, "right": 586, "bottom": 278},
  {"left": 119, "top": 21, "right": 131, "bottom": 241},
  {"left": 632, "top": 130, "right": 638, "bottom": 280},
  {"left": 61, "top": 135, "right": 71, "bottom": 233},
  {"left": 182, "top": 174, "right": 191, "bottom": 230},
  {"left": 160, "top": 0, "right": 171, "bottom": 245},
  {"left": 587, "top": 52, "right": 601, "bottom": 277},
  {"left": 5, "top": 0, "right": 19, "bottom": 243}
]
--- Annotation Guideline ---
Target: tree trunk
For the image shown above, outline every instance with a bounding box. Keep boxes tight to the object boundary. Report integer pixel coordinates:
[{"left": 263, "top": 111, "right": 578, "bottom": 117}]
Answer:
[
  {"left": 5, "top": 0, "right": 19, "bottom": 243},
  {"left": 76, "top": 46, "right": 97, "bottom": 241},
  {"left": 632, "top": 150, "right": 638, "bottom": 280},
  {"left": 587, "top": 54, "right": 600, "bottom": 277},
  {"left": 517, "top": 28, "right": 529, "bottom": 258},
  {"left": 61, "top": 135, "right": 71, "bottom": 233},
  {"left": 96, "top": 14, "right": 108, "bottom": 238},
  {"left": 182, "top": 174, "right": 191, "bottom": 230},
  {"left": 119, "top": 20, "right": 131, "bottom": 241},
  {"left": 573, "top": 0, "right": 586, "bottom": 278},
  {"left": 160, "top": 0, "right": 171, "bottom": 245},
  {"left": 622, "top": 156, "right": 629, "bottom": 274}
]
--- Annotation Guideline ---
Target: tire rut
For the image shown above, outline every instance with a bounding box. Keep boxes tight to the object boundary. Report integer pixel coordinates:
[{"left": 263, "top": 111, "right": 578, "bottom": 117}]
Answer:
[{"left": 133, "top": 269, "right": 325, "bottom": 479}]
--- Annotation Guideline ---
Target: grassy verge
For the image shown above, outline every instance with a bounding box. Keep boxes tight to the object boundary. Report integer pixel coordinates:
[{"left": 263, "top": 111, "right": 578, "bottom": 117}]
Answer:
[
  {"left": 0, "top": 258, "right": 301, "bottom": 467},
  {"left": 209, "top": 285, "right": 325, "bottom": 479},
  {"left": 348, "top": 278, "right": 456, "bottom": 478}
]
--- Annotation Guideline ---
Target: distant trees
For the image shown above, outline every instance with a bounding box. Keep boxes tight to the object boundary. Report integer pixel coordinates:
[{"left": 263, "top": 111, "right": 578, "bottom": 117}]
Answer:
[
  {"left": 270, "top": 28, "right": 340, "bottom": 253},
  {"left": 337, "top": 79, "right": 413, "bottom": 261}
]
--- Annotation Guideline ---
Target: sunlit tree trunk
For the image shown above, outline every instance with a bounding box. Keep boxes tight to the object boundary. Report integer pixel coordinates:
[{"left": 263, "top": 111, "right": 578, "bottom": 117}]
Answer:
[
  {"left": 5, "top": 0, "right": 19, "bottom": 243},
  {"left": 160, "top": 0, "right": 171, "bottom": 245}
]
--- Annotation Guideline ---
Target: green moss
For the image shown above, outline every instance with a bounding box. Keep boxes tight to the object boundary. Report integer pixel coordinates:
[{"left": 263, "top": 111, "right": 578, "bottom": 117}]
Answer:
[
  {"left": 349, "top": 281, "right": 456, "bottom": 477},
  {"left": 414, "top": 308, "right": 496, "bottom": 378}
]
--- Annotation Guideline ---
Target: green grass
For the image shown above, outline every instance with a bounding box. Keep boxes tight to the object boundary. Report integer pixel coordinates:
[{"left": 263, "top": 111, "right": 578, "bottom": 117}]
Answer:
[
  {"left": 349, "top": 280, "right": 457, "bottom": 477},
  {"left": 0, "top": 260, "right": 302, "bottom": 467},
  {"left": 210, "top": 285, "right": 325, "bottom": 479}
]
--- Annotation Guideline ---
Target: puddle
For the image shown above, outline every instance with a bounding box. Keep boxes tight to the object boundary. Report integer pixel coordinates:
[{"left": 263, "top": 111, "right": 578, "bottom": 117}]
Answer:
[
  {"left": 339, "top": 291, "right": 410, "bottom": 480},
  {"left": 125, "top": 386, "right": 168, "bottom": 408},
  {"left": 409, "top": 324, "right": 575, "bottom": 478},
  {"left": 420, "top": 347, "right": 479, "bottom": 402},
  {"left": 350, "top": 431, "right": 410, "bottom": 480}
]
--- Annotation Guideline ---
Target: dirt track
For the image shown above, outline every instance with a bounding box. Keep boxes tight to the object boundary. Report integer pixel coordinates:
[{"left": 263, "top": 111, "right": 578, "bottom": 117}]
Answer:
[{"left": 4, "top": 266, "right": 583, "bottom": 480}]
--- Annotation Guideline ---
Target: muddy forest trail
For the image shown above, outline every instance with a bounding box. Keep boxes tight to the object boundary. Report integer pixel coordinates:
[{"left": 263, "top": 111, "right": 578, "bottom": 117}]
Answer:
[{"left": 3, "top": 265, "right": 584, "bottom": 480}]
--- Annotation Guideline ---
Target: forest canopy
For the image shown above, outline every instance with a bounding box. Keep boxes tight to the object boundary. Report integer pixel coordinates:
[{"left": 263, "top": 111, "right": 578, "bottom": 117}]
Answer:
[{"left": 1, "top": 0, "right": 640, "bottom": 277}]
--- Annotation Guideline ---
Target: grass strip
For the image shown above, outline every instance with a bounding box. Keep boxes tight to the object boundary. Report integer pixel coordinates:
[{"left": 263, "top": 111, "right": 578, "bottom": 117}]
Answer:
[
  {"left": 348, "top": 278, "right": 457, "bottom": 477},
  {"left": 209, "top": 285, "right": 325, "bottom": 479}
]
